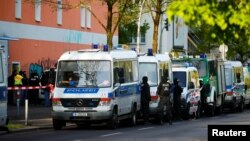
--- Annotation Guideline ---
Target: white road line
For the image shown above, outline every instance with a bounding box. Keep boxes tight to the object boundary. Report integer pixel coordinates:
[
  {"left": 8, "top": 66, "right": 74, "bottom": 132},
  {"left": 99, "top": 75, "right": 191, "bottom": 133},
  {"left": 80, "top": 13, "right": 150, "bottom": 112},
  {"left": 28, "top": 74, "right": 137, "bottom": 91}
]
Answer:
[
  {"left": 100, "top": 132, "right": 122, "bottom": 137},
  {"left": 138, "top": 126, "right": 155, "bottom": 130}
]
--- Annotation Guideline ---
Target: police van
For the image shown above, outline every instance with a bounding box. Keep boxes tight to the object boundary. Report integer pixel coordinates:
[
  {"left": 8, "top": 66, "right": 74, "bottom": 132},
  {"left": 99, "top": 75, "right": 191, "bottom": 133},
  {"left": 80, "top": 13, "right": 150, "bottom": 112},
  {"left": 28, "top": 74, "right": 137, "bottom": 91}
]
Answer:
[
  {"left": 172, "top": 63, "right": 201, "bottom": 119},
  {"left": 52, "top": 48, "right": 140, "bottom": 130},
  {"left": 0, "top": 48, "right": 8, "bottom": 127},
  {"left": 224, "top": 61, "right": 245, "bottom": 112}
]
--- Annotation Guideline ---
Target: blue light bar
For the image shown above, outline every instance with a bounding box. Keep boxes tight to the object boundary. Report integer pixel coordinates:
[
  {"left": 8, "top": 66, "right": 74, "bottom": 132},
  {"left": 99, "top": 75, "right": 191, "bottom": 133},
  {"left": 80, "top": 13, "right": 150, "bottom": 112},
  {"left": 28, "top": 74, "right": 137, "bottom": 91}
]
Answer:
[
  {"left": 92, "top": 44, "right": 98, "bottom": 49},
  {"left": 147, "top": 48, "right": 153, "bottom": 56},
  {"left": 103, "top": 45, "right": 109, "bottom": 52},
  {"left": 200, "top": 54, "right": 206, "bottom": 58}
]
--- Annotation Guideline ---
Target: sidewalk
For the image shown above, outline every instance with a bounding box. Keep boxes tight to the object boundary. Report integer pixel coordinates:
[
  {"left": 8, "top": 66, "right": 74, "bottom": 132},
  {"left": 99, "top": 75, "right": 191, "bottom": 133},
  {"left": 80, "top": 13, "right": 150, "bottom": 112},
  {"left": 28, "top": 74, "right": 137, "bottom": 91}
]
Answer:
[{"left": 3, "top": 104, "right": 53, "bottom": 133}]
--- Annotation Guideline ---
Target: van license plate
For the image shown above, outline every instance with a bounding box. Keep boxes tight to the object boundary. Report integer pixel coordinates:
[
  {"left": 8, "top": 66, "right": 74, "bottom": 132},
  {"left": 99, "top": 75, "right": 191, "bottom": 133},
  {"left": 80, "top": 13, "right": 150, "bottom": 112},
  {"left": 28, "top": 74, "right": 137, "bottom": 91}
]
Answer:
[{"left": 72, "top": 112, "right": 87, "bottom": 117}]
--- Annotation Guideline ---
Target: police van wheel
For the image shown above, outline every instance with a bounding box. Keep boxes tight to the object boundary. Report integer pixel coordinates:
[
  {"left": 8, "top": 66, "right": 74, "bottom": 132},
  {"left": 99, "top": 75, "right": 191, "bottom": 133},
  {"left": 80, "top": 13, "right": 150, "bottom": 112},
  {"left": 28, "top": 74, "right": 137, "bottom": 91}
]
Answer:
[
  {"left": 128, "top": 106, "right": 137, "bottom": 126},
  {"left": 108, "top": 108, "right": 118, "bottom": 130},
  {"left": 53, "top": 119, "right": 64, "bottom": 130}
]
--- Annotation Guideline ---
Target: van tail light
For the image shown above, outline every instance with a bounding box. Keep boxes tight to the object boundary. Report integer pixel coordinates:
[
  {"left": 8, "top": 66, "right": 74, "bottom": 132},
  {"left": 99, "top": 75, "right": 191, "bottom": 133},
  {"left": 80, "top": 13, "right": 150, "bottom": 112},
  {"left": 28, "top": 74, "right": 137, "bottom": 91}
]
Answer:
[{"left": 150, "top": 95, "right": 159, "bottom": 103}]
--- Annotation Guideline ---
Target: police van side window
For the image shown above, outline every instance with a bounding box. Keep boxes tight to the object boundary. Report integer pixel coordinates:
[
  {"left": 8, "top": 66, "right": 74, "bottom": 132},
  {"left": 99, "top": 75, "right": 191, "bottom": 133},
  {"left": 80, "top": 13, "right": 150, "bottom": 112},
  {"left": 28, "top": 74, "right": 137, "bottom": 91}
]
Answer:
[{"left": 113, "top": 60, "right": 138, "bottom": 84}]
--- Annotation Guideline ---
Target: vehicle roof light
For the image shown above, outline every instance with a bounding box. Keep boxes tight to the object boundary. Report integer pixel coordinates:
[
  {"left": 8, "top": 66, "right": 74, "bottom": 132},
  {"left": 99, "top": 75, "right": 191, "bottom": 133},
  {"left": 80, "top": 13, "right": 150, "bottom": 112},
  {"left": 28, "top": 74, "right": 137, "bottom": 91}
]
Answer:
[
  {"left": 103, "top": 45, "right": 109, "bottom": 52},
  {"left": 92, "top": 44, "right": 98, "bottom": 49},
  {"left": 200, "top": 54, "right": 206, "bottom": 58},
  {"left": 147, "top": 48, "right": 153, "bottom": 56}
]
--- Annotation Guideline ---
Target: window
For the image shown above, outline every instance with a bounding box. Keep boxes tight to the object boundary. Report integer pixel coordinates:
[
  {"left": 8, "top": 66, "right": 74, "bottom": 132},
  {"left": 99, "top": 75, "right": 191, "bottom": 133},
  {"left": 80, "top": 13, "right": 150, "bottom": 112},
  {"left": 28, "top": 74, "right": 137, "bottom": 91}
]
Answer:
[
  {"left": 129, "top": 33, "right": 146, "bottom": 44},
  {"left": 57, "top": 0, "right": 62, "bottom": 25},
  {"left": 86, "top": 6, "right": 91, "bottom": 28},
  {"left": 57, "top": 61, "right": 111, "bottom": 88},
  {"left": 139, "top": 63, "right": 158, "bottom": 86},
  {"left": 80, "top": 7, "right": 86, "bottom": 28},
  {"left": 15, "top": 0, "right": 22, "bottom": 19},
  {"left": 35, "top": 0, "right": 41, "bottom": 22},
  {"left": 113, "top": 60, "right": 138, "bottom": 84},
  {"left": 0, "top": 53, "right": 3, "bottom": 83}
]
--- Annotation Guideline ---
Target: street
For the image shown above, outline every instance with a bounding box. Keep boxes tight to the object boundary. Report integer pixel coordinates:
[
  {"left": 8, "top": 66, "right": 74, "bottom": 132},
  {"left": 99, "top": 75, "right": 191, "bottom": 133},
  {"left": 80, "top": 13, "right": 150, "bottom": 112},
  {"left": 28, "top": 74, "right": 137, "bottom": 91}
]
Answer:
[{"left": 1, "top": 110, "right": 250, "bottom": 141}]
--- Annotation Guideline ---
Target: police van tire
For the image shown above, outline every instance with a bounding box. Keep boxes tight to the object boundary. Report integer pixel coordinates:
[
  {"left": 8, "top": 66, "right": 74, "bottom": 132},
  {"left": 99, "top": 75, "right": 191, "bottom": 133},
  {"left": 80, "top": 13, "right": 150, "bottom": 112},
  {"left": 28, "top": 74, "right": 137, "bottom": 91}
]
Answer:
[
  {"left": 108, "top": 108, "right": 118, "bottom": 130},
  {"left": 53, "top": 119, "right": 64, "bottom": 130},
  {"left": 128, "top": 106, "right": 137, "bottom": 126}
]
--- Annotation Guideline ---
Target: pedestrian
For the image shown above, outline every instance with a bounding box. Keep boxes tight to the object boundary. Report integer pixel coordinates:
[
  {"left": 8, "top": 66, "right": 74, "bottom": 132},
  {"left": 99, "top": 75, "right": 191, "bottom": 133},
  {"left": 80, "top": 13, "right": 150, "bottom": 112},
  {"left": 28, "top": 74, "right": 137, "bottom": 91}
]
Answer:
[
  {"left": 29, "top": 71, "right": 40, "bottom": 105},
  {"left": 8, "top": 70, "right": 16, "bottom": 105},
  {"left": 173, "top": 78, "right": 183, "bottom": 120},
  {"left": 41, "top": 71, "right": 51, "bottom": 107},
  {"left": 21, "top": 71, "right": 29, "bottom": 105},
  {"left": 156, "top": 76, "right": 173, "bottom": 125},
  {"left": 14, "top": 70, "right": 23, "bottom": 105},
  {"left": 140, "top": 76, "right": 151, "bottom": 124}
]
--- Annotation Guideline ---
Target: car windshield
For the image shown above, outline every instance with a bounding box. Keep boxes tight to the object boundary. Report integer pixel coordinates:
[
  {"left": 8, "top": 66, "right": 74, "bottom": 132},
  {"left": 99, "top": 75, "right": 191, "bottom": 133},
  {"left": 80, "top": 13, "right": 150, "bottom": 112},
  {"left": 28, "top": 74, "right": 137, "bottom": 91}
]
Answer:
[
  {"left": 139, "top": 63, "right": 158, "bottom": 86},
  {"left": 173, "top": 71, "right": 186, "bottom": 88},
  {"left": 56, "top": 60, "right": 111, "bottom": 88}
]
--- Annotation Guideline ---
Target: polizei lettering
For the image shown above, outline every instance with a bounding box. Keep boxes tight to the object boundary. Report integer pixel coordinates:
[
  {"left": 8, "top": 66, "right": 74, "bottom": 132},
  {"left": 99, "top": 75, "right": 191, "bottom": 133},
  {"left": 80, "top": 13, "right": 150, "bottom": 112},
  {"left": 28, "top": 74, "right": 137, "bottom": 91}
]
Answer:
[
  {"left": 64, "top": 88, "right": 99, "bottom": 94},
  {"left": 212, "top": 129, "right": 247, "bottom": 137}
]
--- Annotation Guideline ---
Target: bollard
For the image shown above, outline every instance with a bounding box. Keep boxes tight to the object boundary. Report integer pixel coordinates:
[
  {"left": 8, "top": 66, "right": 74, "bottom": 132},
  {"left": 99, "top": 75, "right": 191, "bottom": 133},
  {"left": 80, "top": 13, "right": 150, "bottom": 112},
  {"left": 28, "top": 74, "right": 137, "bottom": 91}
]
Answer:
[
  {"left": 25, "top": 99, "right": 28, "bottom": 126},
  {"left": 16, "top": 90, "right": 20, "bottom": 116}
]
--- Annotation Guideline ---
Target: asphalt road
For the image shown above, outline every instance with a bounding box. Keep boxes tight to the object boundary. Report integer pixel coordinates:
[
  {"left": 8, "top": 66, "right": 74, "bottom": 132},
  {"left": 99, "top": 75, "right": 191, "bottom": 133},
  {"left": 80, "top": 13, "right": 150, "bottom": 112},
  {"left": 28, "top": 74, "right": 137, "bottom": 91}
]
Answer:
[{"left": 1, "top": 110, "right": 250, "bottom": 141}]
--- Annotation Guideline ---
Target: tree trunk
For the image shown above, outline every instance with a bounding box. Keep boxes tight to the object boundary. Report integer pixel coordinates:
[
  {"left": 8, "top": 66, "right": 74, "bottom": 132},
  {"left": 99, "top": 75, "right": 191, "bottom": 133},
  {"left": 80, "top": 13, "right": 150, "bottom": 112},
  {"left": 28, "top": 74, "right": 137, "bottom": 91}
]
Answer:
[{"left": 152, "top": 15, "right": 160, "bottom": 54}]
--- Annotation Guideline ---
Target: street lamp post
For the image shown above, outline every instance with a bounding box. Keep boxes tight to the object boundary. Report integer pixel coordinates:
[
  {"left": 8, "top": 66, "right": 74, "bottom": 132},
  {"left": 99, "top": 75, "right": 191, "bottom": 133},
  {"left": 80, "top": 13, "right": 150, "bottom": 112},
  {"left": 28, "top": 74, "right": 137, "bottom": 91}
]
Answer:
[{"left": 136, "top": 0, "right": 146, "bottom": 54}]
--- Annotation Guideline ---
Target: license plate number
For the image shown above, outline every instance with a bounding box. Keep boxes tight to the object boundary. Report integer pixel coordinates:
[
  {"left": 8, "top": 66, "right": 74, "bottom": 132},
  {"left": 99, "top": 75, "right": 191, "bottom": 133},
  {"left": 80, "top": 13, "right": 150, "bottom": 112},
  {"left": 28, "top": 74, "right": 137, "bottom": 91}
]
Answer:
[{"left": 72, "top": 112, "right": 87, "bottom": 117}]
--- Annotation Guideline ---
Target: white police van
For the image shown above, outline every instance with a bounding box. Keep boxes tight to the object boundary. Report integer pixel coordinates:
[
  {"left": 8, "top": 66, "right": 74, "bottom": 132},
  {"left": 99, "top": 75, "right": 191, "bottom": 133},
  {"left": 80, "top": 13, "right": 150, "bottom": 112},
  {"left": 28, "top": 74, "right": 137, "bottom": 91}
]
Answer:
[
  {"left": 52, "top": 48, "right": 140, "bottom": 130},
  {"left": 0, "top": 48, "right": 8, "bottom": 127},
  {"left": 138, "top": 50, "right": 172, "bottom": 122},
  {"left": 172, "top": 63, "right": 201, "bottom": 119},
  {"left": 224, "top": 61, "right": 245, "bottom": 112}
]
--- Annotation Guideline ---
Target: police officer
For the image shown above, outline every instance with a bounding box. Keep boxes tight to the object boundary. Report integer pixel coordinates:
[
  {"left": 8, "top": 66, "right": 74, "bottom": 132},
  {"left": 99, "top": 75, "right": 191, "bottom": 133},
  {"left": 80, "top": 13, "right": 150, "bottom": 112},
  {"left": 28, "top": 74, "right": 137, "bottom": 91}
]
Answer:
[
  {"left": 141, "top": 76, "right": 151, "bottom": 124},
  {"left": 173, "top": 78, "right": 183, "bottom": 120},
  {"left": 157, "top": 76, "right": 173, "bottom": 125}
]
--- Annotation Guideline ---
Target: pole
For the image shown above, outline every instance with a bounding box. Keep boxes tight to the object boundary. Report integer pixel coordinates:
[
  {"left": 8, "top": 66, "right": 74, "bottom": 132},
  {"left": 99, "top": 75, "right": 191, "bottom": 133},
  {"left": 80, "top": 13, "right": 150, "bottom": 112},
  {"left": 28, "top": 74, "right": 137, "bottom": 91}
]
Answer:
[
  {"left": 136, "top": 0, "right": 146, "bottom": 54},
  {"left": 25, "top": 99, "right": 28, "bottom": 126}
]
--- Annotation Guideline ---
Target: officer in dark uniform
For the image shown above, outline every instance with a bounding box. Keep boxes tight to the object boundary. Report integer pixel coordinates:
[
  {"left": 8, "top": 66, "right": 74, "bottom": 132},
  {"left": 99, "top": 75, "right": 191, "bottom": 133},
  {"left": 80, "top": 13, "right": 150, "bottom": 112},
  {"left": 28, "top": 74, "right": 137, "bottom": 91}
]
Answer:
[
  {"left": 173, "top": 78, "right": 183, "bottom": 120},
  {"left": 141, "top": 76, "right": 151, "bottom": 123},
  {"left": 157, "top": 76, "right": 172, "bottom": 125}
]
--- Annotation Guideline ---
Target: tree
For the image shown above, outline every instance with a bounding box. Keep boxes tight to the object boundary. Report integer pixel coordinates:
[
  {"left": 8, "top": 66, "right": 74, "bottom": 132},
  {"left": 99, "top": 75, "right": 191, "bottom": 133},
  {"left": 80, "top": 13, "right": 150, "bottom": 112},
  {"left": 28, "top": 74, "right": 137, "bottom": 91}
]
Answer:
[
  {"left": 167, "top": 0, "right": 250, "bottom": 46},
  {"left": 119, "top": 21, "right": 150, "bottom": 45},
  {"left": 145, "top": 0, "right": 173, "bottom": 54},
  {"left": 25, "top": 0, "right": 140, "bottom": 49}
]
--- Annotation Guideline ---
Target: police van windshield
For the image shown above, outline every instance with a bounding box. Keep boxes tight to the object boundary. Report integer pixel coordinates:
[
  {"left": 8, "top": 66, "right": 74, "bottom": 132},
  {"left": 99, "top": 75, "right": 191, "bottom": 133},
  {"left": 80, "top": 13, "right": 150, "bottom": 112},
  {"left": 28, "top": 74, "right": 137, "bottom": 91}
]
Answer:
[
  {"left": 173, "top": 71, "right": 186, "bottom": 88},
  {"left": 139, "top": 63, "right": 158, "bottom": 86},
  {"left": 57, "top": 60, "right": 111, "bottom": 88},
  {"left": 190, "top": 60, "right": 207, "bottom": 78}
]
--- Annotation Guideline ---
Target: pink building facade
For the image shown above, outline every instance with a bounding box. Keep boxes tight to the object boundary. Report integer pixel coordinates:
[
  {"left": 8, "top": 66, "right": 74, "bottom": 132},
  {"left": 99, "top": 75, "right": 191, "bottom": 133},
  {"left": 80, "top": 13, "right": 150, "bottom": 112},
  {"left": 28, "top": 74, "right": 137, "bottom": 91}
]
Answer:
[{"left": 0, "top": 0, "right": 118, "bottom": 77}]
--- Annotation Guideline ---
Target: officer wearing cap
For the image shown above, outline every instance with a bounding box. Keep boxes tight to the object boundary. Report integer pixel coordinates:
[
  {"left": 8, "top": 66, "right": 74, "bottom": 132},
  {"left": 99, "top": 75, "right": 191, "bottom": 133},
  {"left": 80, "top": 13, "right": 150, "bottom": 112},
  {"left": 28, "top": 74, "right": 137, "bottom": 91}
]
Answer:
[{"left": 173, "top": 78, "right": 183, "bottom": 120}]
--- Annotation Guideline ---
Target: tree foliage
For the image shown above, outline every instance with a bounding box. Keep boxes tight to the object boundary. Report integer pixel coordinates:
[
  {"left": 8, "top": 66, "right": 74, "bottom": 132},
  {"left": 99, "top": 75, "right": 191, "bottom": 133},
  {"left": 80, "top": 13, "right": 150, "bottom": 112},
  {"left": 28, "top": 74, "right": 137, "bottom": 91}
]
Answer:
[
  {"left": 167, "top": 0, "right": 250, "bottom": 45},
  {"left": 167, "top": 0, "right": 250, "bottom": 62},
  {"left": 119, "top": 21, "right": 150, "bottom": 44}
]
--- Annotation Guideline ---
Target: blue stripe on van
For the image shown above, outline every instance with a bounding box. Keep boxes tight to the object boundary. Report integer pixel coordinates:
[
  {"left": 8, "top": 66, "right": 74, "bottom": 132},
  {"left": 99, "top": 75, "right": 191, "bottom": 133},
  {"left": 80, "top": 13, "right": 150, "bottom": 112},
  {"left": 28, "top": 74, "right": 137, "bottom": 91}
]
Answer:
[
  {"left": 0, "top": 86, "right": 7, "bottom": 101},
  {"left": 64, "top": 88, "right": 99, "bottom": 94},
  {"left": 226, "top": 85, "right": 232, "bottom": 90}
]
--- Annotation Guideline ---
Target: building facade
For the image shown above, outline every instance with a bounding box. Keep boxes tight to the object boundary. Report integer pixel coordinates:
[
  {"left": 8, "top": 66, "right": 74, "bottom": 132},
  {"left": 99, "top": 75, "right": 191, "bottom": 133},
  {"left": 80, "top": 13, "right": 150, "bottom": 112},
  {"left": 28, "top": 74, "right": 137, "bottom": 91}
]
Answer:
[{"left": 0, "top": 0, "right": 118, "bottom": 77}]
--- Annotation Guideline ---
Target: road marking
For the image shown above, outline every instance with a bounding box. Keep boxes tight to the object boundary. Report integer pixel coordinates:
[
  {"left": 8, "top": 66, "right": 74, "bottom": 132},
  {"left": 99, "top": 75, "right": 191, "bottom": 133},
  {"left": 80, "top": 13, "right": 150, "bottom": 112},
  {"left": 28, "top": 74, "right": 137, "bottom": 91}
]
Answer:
[
  {"left": 138, "top": 126, "right": 154, "bottom": 130},
  {"left": 100, "top": 132, "right": 122, "bottom": 137}
]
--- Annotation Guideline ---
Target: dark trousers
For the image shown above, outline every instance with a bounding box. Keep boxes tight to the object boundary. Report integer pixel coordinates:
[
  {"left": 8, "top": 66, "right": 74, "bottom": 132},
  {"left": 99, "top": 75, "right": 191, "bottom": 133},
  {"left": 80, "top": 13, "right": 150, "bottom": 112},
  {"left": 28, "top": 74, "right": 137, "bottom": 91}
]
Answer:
[
  {"left": 173, "top": 100, "right": 181, "bottom": 120},
  {"left": 141, "top": 101, "right": 150, "bottom": 121},
  {"left": 158, "top": 96, "right": 173, "bottom": 123}
]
